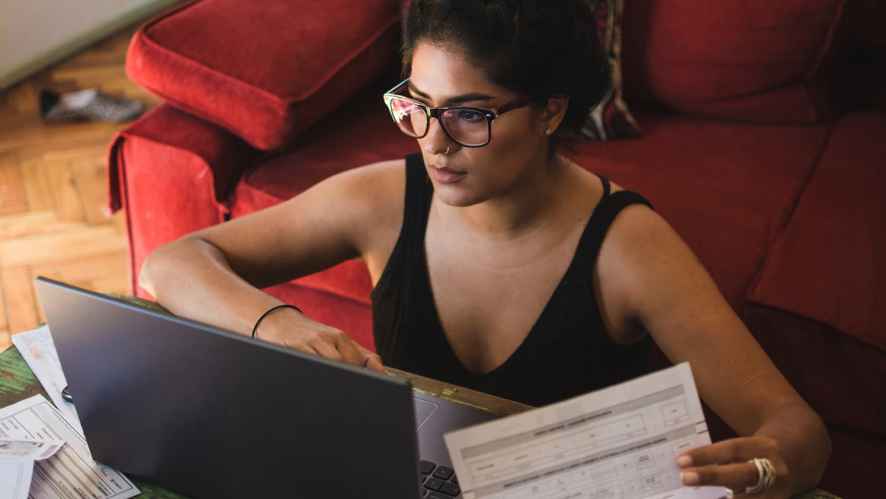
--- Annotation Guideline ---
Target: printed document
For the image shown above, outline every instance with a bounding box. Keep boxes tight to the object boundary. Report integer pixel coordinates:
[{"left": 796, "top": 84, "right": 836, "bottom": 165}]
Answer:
[
  {"left": 11, "top": 325, "right": 83, "bottom": 434},
  {"left": 0, "top": 438, "right": 63, "bottom": 499},
  {"left": 0, "top": 457, "right": 32, "bottom": 499},
  {"left": 0, "top": 395, "right": 139, "bottom": 499},
  {"left": 444, "top": 363, "right": 731, "bottom": 499},
  {"left": 0, "top": 439, "right": 64, "bottom": 461}
]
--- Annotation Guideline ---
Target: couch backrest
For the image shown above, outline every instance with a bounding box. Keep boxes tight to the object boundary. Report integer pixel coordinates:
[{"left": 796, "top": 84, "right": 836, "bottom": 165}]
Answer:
[{"left": 621, "top": 0, "right": 846, "bottom": 123}]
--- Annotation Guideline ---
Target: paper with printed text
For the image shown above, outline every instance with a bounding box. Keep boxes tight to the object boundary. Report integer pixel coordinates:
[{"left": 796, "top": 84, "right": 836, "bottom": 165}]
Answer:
[
  {"left": 445, "top": 363, "right": 731, "bottom": 499},
  {"left": 0, "top": 395, "right": 139, "bottom": 499},
  {"left": 11, "top": 326, "right": 83, "bottom": 434}
]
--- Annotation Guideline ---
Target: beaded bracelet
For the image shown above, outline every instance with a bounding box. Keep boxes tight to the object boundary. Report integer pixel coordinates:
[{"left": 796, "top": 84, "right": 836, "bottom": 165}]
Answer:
[{"left": 251, "top": 304, "right": 302, "bottom": 339}]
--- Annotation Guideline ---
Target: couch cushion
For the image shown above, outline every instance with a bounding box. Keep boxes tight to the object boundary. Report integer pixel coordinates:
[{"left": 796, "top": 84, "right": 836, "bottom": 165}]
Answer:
[
  {"left": 622, "top": 0, "right": 844, "bottom": 123},
  {"left": 749, "top": 112, "right": 886, "bottom": 351},
  {"left": 232, "top": 84, "right": 832, "bottom": 313},
  {"left": 126, "top": 0, "right": 401, "bottom": 150},
  {"left": 819, "top": 427, "right": 884, "bottom": 499},
  {"left": 562, "top": 115, "right": 831, "bottom": 310},
  {"left": 743, "top": 305, "right": 885, "bottom": 437}
]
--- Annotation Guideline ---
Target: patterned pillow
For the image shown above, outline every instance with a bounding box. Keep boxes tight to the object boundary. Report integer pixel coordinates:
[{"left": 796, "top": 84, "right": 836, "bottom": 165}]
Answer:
[{"left": 581, "top": 0, "right": 641, "bottom": 141}]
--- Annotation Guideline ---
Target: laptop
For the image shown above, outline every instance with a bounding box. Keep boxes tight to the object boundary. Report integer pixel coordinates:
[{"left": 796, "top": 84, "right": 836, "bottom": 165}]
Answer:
[{"left": 34, "top": 276, "right": 498, "bottom": 498}]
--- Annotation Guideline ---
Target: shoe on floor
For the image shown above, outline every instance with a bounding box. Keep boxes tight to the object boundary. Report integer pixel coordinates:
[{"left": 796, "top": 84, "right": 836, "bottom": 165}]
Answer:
[{"left": 40, "top": 89, "right": 145, "bottom": 123}]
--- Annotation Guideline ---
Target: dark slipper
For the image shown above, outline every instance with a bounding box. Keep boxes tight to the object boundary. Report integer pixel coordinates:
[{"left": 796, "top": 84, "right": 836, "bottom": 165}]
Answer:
[{"left": 39, "top": 89, "right": 145, "bottom": 123}]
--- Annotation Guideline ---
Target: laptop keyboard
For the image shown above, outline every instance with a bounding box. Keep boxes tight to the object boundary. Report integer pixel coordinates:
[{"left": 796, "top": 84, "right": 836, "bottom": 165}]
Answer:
[{"left": 419, "top": 459, "right": 461, "bottom": 498}]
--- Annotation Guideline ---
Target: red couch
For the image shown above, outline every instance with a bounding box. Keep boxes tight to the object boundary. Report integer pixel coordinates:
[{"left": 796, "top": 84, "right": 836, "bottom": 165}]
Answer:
[{"left": 109, "top": 1, "right": 885, "bottom": 496}]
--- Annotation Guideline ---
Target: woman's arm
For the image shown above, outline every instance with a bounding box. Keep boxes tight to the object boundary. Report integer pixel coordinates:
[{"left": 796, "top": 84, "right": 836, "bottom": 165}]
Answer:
[
  {"left": 596, "top": 204, "right": 830, "bottom": 497},
  {"left": 140, "top": 160, "right": 405, "bottom": 371}
]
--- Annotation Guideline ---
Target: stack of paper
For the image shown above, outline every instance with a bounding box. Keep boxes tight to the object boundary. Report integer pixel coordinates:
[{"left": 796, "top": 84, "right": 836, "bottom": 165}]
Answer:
[{"left": 2, "top": 326, "right": 140, "bottom": 499}]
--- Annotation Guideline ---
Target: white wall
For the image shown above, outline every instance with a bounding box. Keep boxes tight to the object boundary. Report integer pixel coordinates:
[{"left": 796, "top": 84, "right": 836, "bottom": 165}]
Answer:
[{"left": 0, "top": 0, "right": 179, "bottom": 90}]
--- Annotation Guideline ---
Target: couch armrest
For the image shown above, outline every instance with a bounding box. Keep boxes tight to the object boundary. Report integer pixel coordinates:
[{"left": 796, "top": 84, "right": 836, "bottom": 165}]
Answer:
[
  {"left": 108, "top": 104, "right": 257, "bottom": 211},
  {"left": 108, "top": 104, "right": 259, "bottom": 296},
  {"left": 126, "top": 0, "right": 401, "bottom": 150}
]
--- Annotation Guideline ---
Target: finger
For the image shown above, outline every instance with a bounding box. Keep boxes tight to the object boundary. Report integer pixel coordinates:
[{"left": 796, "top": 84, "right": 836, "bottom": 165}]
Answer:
[
  {"left": 355, "top": 344, "right": 374, "bottom": 357},
  {"left": 355, "top": 345, "right": 385, "bottom": 373},
  {"left": 681, "top": 462, "right": 759, "bottom": 492},
  {"left": 333, "top": 335, "right": 368, "bottom": 366},
  {"left": 289, "top": 341, "right": 321, "bottom": 357},
  {"left": 678, "top": 437, "right": 776, "bottom": 467},
  {"left": 310, "top": 340, "right": 343, "bottom": 361},
  {"left": 364, "top": 354, "right": 385, "bottom": 373}
]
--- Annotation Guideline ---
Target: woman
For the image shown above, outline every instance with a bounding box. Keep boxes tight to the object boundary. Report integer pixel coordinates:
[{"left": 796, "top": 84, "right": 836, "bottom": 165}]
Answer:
[{"left": 141, "top": 1, "right": 830, "bottom": 496}]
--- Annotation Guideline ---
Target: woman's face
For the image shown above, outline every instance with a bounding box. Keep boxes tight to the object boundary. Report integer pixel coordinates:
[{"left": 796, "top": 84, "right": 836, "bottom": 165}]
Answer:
[{"left": 408, "top": 41, "right": 557, "bottom": 207}]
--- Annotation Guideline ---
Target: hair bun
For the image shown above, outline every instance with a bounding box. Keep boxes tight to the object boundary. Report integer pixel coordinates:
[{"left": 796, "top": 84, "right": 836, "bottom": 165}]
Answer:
[{"left": 402, "top": 0, "right": 608, "bottom": 137}]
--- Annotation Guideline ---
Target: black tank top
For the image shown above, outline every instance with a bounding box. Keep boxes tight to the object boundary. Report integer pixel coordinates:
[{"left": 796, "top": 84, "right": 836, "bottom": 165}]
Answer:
[{"left": 371, "top": 153, "right": 654, "bottom": 407}]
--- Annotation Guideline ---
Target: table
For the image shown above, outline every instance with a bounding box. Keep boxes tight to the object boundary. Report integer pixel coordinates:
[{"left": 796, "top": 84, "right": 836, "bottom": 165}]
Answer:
[{"left": 0, "top": 329, "right": 840, "bottom": 498}]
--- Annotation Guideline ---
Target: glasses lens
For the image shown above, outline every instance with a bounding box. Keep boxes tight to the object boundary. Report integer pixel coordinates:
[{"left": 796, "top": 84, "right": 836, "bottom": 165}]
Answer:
[
  {"left": 388, "top": 97, "right": 428, "bottom": 138},
  {"left": 441, "top": 108, "right": 489, "bottom": 146}
]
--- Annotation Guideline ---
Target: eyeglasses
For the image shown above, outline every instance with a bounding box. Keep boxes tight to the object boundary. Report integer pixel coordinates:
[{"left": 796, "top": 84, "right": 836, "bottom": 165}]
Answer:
[{"left": 382, "top": 79, "right": 531, "bottom": 148}]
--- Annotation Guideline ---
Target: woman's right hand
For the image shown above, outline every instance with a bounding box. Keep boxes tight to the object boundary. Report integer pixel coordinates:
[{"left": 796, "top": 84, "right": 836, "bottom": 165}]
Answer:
[{"left": 254, "top": 307, "right": 385, "bottom": 373}]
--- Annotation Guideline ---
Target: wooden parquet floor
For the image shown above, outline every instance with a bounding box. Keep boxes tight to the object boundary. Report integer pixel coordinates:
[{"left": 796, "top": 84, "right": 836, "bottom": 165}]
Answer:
[{"left": 0, "top": 25, "right": 160, "bottom": 350}]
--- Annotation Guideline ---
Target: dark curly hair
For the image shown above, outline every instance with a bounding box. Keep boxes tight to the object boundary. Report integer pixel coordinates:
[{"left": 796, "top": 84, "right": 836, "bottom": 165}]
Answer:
[{"left": 401, "top": 0, "right": 608, "bottom": 139}]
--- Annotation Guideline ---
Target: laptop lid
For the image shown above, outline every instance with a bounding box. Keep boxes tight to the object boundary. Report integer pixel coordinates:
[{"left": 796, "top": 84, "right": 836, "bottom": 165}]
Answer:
[{"left": 34, "top": 277, "right": 423, "bottom": 499}]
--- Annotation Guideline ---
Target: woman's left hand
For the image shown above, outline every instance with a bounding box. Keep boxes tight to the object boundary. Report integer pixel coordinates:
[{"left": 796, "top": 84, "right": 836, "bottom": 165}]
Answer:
[{"left": 677, "top": 436, "right": 792, "bottom": 498}]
